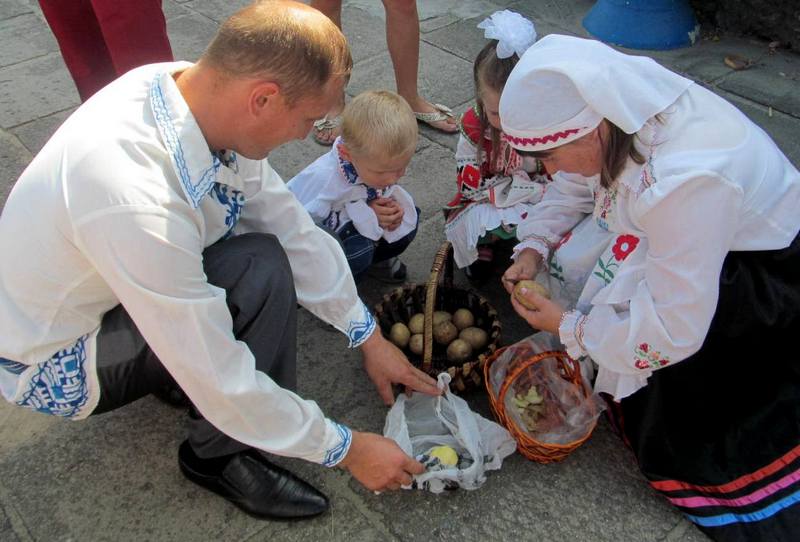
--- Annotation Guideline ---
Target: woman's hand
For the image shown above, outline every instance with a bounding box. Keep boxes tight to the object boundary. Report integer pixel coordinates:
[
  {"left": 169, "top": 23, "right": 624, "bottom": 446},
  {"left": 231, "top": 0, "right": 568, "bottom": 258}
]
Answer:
[
  {"left": 510, "top": 287, "right": 565, "bottom": 335},
  {"left": 502, "top": 248, "right": 543, "bottom": 293}
]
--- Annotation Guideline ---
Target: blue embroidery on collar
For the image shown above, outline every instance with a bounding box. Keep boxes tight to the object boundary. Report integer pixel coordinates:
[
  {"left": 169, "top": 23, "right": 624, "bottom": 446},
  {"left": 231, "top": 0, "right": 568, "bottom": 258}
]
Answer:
[
  {"left": 210, "top": 184, "right": 245, "bottom": 238},
  {"left": 215, "top": 150, "right": 239, "bottom": 174},
  {"left": 365, "top": 186, "right": 379, "bottom": 203},
  {"left": 338, "top": 154, "right": 381, "bottom": 202},
  {"left": 150, "top": 74, "right": 220, "bottom": 208},
  {"left": 338, "top": 155, "right": 359, "bottom": 185}
]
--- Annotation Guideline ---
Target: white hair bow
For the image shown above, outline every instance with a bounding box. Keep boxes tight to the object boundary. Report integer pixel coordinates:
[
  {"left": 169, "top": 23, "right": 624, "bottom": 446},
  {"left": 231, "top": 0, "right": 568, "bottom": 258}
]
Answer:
[{"left": 477, "top": 10, "right": 537, "bottom": 59}]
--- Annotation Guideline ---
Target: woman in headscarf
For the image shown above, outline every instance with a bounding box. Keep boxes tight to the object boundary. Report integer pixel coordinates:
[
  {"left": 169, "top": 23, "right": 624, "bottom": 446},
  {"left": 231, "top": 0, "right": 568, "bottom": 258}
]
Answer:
[{"left": 500, "top": 34, "right": 800, "bottom": 541}]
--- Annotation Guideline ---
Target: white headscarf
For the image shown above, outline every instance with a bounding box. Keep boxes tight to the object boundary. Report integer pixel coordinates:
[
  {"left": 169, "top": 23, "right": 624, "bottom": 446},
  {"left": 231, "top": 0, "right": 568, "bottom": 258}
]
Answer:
[{"left": 499, "top": 34, "right": 693, "bottom": 151}]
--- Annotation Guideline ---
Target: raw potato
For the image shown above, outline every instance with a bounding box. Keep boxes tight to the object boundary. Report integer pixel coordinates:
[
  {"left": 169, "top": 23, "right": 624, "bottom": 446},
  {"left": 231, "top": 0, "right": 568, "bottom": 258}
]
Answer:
[
  {"left": 446, "top": 338, "right": 473, "bottom": 362},
  {"left": 452, "top": 308, "right": 475, "bottom": 330},
  {"left": 459, "top": 327, "right": 488, "bottom": 350},
  {"left": 408, "top": 313, "right": 425, "bottom": 334},
  {"left": 409, "top": 334, "right": 424, "bottom": 355},
  {"left": 433, "top": 321, "right": 458, "bottom": 345},
  {"left": 513, "top": 280, "right": 550, "bottom": 310},
  {"left": 433, "top": 311, "right": 452, "bottom": 326},
  {"left": 389, "top": 322, "right": 411, "bottom": 348}
]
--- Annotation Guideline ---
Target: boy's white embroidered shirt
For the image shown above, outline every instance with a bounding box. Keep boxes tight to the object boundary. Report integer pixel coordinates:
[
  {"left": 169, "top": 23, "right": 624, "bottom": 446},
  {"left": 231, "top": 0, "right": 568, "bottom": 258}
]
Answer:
[
  {"left": 287, "top": 137, "right": 418, "bottom": 242},
  {"left": 0, "top": 62, "right": 371, "bottom": 466}
]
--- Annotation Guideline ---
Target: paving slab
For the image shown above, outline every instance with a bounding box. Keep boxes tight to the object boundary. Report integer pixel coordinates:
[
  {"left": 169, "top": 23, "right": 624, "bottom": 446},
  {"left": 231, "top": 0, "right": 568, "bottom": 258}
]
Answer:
[
  {"left": 717, "top": 50, "right": 800, "bottom": 117},
  {"left": 181, "top": 0, "right": 254, "bottom": 24},
  {"left": 339, "top": 6, "right": 391, "bottom": 65},
  {"left": 348, "top": 42, "right": 474, "bottom": 121},
  {"left": 719, "top": 90, "right": 800, "bottom": 165},
  {"left": 424, "top": 14, "right": 576, "bottom": 64},
  {"left": 0, "top": 13, "right": 57, "bottom": 67},
  {"left": 509, "top": 0, "right": 596, "bottom": 35},
  {"left": 0, "top": 0, "right": 29, "bottom": 19},
  {"left": 161, "top": 0, "right": 193, "bottom": 21},
  {"left": 0, "top": 53, "right": 78, "bottom": 128},
  {"left": 0, "top": 128, "right": 31, "bottom": 207},
  {"left": 166, "top": 12, "right": 223, "bottom": 64},
  {"left": 9, "top": 107, "right": 74, "bottom": 156}
]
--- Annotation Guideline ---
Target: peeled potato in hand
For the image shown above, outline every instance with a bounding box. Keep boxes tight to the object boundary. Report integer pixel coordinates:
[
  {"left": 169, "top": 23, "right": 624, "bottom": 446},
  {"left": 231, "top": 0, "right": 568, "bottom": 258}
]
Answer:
[{"left": 513, "top": 280, "right": 550, "bottom": 310}]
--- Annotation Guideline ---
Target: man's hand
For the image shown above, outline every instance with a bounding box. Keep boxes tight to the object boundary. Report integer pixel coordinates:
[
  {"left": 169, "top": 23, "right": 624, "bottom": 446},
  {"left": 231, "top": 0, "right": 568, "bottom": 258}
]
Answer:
[
  {"left": 360, "top": 331, "right": 439, "bottom": 405},
  {"left": 510, "top": 287, "right": 564, "bottom": 335},
  {"left": 337, "top": 431, "right": 425, "bottom": 491},
  {"left": 368, "top": 197, "right": 404, "bottom": 231},
  {"left": 502, "top": 248, "right": 543, "bottom": 294}
]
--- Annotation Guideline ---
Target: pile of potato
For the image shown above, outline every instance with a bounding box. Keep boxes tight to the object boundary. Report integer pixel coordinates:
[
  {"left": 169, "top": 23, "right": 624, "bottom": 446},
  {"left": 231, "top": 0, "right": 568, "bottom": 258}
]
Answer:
[{"left": 387, "top": 308, "right": 488, "bottom": 362}]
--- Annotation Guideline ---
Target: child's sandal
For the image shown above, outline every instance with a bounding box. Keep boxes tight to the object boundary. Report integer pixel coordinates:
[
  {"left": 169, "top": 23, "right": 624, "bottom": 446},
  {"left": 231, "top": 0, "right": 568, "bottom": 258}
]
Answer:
[{"left": 312, "top": 115, "right": 342, "bottom": 146}]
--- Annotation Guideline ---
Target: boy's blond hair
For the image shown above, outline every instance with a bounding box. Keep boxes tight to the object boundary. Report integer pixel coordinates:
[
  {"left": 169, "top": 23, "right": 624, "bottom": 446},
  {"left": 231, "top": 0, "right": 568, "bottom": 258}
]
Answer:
[
  {"left": 341, "top": 91, "right": 418, "bottom": 159},
  {"left": 200, "top": 0, "right": 352, "bottom": 105}
]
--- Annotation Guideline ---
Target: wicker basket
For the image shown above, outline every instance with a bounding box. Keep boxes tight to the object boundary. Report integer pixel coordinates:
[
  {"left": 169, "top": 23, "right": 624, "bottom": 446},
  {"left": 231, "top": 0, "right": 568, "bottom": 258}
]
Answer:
[
  {"left": 373, "top": 241, "right": 501, "bottom": 393},
  {"left": 483, "top": 346, "right": 597, "bottom": 463}
]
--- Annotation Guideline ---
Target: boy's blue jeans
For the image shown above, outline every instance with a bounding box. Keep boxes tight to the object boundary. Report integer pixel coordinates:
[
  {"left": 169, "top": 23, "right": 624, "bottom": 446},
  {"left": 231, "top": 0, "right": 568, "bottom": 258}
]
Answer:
[{"left": 337, "top": 207, "right": 420, "bottom": 280}]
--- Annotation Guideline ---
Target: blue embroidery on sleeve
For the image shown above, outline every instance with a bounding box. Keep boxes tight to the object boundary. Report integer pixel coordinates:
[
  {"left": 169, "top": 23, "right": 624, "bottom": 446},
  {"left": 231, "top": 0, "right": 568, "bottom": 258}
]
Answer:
[
  {"left": 16, "top": 336, "right": 90, "bottom": 418},
  {"left": 0, "top": 358, "right": 28, "bottom": 375},
  {"left": 322, "top": 422, "right": 352, "bottom": 467},
  {"left": 346, "top": 303, "right": 376, "bottom": 348}
]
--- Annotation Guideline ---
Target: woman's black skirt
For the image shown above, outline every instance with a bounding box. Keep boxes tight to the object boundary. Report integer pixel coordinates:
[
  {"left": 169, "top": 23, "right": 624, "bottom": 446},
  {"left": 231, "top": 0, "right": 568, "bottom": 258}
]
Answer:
[{"left": 609, "top": 233, "right": 800, "bottom": 542}]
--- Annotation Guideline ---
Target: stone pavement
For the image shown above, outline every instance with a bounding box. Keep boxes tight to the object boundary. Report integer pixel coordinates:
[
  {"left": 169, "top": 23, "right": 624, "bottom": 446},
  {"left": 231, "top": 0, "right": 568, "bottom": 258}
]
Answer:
[{"left": 0, "top": 1, "right": 798, "bottom": 541}]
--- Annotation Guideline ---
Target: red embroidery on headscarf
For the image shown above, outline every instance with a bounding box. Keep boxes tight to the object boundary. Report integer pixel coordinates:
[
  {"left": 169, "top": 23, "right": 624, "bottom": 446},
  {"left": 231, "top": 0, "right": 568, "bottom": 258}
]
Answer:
[{"left": 503, "top": 128, "right": 584, "bottom": 147}]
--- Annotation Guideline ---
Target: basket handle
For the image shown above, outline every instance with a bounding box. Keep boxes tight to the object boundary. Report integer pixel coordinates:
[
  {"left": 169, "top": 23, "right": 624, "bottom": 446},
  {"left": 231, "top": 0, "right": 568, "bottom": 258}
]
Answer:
[{"left": 422, "top": 241, "right": 454, "bottom": 372}]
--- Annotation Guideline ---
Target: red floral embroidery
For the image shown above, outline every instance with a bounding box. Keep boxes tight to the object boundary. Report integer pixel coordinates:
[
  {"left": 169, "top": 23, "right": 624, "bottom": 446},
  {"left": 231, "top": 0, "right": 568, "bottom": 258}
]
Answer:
[
  {"left": 634, "top": 343, "right": 669, "bottom": 370},
  {"left": 612, "top": 234, "right": 640, "bottom": 261}
]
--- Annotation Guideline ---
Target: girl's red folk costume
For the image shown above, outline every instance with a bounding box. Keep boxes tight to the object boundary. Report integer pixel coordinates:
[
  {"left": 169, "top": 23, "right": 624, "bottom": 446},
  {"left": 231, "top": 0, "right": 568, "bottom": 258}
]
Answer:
[{"left": 444, "top": 11, "right": 548, "bottom": 271}]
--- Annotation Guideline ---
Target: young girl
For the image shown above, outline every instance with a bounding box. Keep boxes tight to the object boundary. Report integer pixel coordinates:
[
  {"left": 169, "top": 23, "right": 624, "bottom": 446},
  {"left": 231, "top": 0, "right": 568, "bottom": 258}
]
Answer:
[
  {"left": 288, "top": 90, "right": 419, "bottom": 283},
  {"left": 444, "top": 10, "right": 548, "bottom": 282}
]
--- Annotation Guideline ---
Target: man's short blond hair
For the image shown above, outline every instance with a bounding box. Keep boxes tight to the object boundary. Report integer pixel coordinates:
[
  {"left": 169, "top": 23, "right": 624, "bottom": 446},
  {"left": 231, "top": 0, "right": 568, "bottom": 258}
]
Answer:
[
  {"left": 200, "top": 0, "right": 352, "bottom": 104},
  {"left": 341, "top": 91, "right": 418, "bottom": 159}
]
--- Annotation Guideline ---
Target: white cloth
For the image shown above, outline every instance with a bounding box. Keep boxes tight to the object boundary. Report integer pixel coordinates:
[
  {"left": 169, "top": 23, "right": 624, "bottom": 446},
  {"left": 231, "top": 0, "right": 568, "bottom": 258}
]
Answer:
[
  {"left": 0, "top": 62, "right": 375, "bottom": 466},
  {"left": 445, "top": 128, "right": 547, "bottom": 268},
  {"left": 287, "top": 137, "right": 418, "bottom": 243},
  {"left": 499, "top": 34, "right": 693, "bottom": 151},
  {"left": 515, "top": 83, "right": 800, "bottom": 399}
]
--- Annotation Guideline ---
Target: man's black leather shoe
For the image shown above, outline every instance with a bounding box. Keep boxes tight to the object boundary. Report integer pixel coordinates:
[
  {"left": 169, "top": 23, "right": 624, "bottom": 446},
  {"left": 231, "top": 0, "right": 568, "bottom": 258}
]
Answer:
[{"left": 178, "top": 440, "right": 329, "bottom": 520}]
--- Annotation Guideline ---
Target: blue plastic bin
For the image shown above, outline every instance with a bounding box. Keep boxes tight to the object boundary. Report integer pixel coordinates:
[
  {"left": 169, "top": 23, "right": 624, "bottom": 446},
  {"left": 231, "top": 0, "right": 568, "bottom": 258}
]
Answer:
[{"left": 583, "top": 0, "right": 699, "bottom": 50}]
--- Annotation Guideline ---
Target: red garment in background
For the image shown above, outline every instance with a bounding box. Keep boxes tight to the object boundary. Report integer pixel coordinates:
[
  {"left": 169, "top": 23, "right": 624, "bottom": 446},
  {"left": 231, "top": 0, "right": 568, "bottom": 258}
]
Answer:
[{"left": 39, "top": 0, "right": 173, "bottom": 101}]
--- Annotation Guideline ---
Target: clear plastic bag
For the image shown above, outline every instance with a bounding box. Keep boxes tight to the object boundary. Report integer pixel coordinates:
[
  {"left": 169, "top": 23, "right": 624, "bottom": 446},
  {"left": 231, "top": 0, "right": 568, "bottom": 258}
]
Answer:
[
  {"left": 383, "top": 373, "right": 517, "bottom": 493},
  {"left": 488, "top": 332, "right": 605, "bottom": 446}
]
